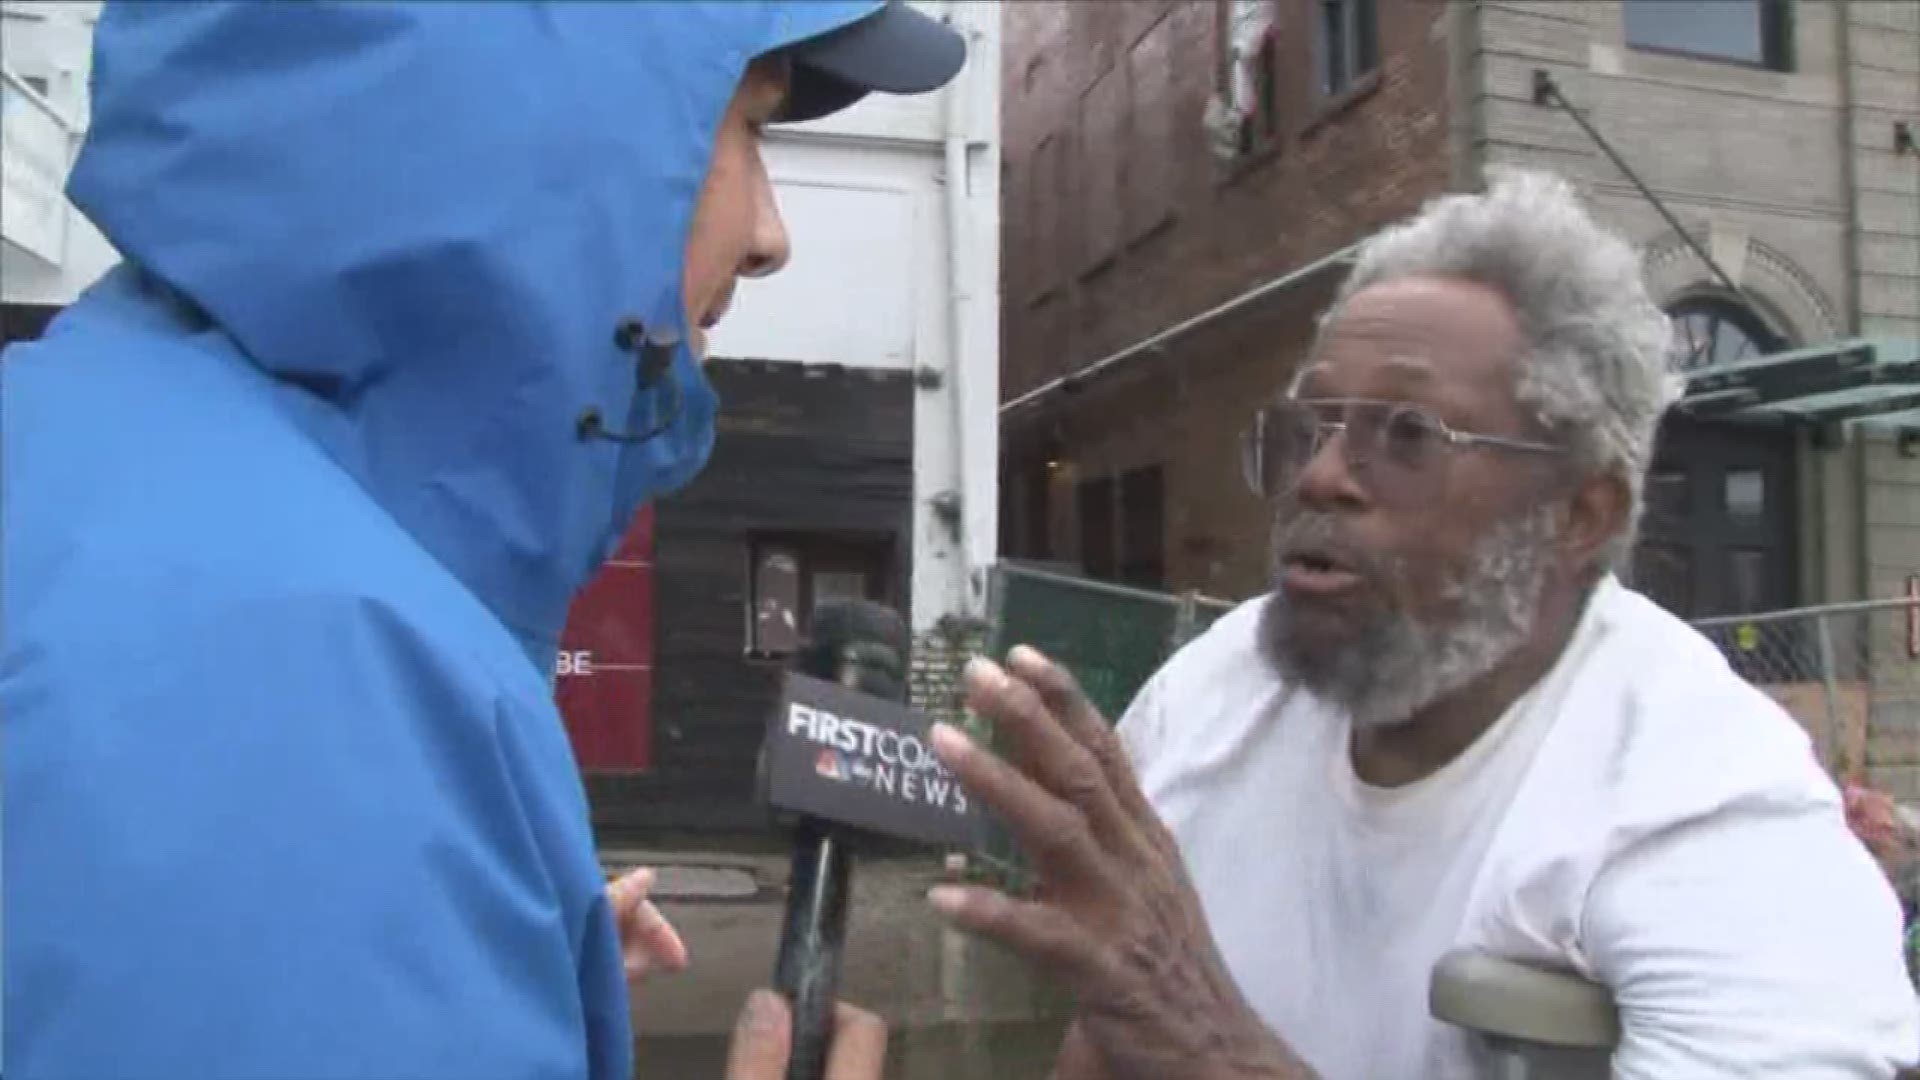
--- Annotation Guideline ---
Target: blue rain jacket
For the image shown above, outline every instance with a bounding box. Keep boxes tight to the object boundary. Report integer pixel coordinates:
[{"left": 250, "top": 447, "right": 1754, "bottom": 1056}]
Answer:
[{"left": 2, "top": 3, "right": 884, "bottom": 1078}]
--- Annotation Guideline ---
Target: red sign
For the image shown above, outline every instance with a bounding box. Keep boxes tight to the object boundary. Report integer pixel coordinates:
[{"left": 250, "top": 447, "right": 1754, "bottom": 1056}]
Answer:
[{"left": 554, "top": 506, "right": 656, "bottom": 771}]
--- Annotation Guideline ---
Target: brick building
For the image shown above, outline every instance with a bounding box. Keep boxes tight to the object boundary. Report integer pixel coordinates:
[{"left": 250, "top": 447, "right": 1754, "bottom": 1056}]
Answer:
[{"left": 998, "top": 0, "right": 1920, "bottom": 621}]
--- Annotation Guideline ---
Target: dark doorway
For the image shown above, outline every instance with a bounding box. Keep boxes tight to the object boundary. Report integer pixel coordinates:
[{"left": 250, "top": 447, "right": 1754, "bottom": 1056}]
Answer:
[
  {"left": 1632, "top": 297, "right": 1799, "bottom": 619},
  {"left": 1634, "top": 416, "right": 1799, "bottom": 618}
]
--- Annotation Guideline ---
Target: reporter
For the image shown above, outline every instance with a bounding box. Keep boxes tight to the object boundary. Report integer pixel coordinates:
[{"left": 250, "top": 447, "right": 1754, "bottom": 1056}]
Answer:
[{"left": 1, "top": 4, "right": 960, "bottom": 1079}]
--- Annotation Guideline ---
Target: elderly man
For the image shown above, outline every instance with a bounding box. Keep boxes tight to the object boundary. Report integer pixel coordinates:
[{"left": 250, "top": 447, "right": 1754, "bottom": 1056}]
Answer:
[{"left": 925, "top": 171, "right": 1919, "bottom": 1080}]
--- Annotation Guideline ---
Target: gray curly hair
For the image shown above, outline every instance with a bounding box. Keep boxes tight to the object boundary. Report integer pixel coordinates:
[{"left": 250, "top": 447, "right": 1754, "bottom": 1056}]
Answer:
[{"left": 1325, "top": 168, "right": 1682, "bottom": 568}]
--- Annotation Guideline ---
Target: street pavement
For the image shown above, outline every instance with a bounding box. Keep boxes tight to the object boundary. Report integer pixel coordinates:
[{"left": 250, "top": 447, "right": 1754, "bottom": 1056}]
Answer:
[{"left": 608, "top": 848, "right": 1073, "bottom": 1079}]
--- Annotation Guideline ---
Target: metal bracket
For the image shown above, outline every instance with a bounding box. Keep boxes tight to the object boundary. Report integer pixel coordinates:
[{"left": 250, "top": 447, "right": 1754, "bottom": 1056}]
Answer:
[
  {"left": 1531, "top": 68, "right": 1744, "bottom": 300},
  {"left": 1531, "top": 68, "right": 1555, "bottom": 107},
  {"left": 929, "top": 490, "right": 962, "bottom": 528}
]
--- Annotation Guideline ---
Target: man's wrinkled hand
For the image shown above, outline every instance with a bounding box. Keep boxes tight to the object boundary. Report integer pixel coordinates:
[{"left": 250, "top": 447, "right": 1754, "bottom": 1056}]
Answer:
[
  {"left": 723, "top": 990, "right": 887, "bottom": 1080},
  {"left": 925, "top": 647, "right": 1310, "bottom": 1080},
  {"left": 609, "top": 867, "right": 690, "bottom": 986}
]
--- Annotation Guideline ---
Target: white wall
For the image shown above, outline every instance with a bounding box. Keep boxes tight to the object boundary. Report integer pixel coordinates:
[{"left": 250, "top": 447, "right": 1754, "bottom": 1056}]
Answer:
[{"left": 711, "top": 1, "right": 1001, "bottom": 631}]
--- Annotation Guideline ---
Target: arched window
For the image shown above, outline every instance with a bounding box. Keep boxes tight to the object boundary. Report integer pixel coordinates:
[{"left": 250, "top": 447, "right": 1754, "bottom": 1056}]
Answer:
[
  {"left": 1667, "top": 296, "right": 1785, "bottom": 372},
  {"left": 1633, "top": 298, "right": 1797, "bottom": 619}
]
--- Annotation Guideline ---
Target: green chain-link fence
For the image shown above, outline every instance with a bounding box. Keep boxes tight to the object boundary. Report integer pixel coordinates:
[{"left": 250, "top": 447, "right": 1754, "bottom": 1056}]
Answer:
[
  {"left": 957, "top": 563, "right": 1237, "bottom": 892},
  {"left": 950, "top": 566, "right": 1920, "bottom": 887}
]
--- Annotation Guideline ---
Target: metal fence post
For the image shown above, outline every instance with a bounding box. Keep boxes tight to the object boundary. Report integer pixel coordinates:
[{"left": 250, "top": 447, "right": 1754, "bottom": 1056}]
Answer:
[
  {"left": 1172, "top": 590, "right": 1198, "bottom": 654},
  {"left": 1815, "top": 613, "right": 1844, "bottom": 776},
  {"left": 1688, "top": 596, "right": 1920, "bottom": 797}
]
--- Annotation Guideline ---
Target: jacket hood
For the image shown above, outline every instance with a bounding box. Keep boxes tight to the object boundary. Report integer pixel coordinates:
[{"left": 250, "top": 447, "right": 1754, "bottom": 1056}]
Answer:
[{"left": 67, "top": 0, "right": 885, "bottom": 665}]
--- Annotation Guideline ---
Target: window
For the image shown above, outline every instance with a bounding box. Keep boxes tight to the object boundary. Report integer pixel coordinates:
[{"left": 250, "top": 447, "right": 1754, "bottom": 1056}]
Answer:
[
  {"left": 1077, "top": 477, "right": 1118, "bottom": 581},
  {"left": 746, "top": 534, "right": 891, "bottom": 658},
  {"left": 1118, "top": 466, "right": 1167, "bottom": 589},
  {"left": 1075, "top": 465, "right": 1168, "bottom": 589},
  {"left": 1025, "top": 456, "right": 1054, "bottom": 560},
  {"left": 1723, "top": 469, "right": 1766, "bottom": 522},
  {"left": 1211, "top": 0, "right": 1280, "bottom": 160},
  {"left": 1668, "top": 296, "right": 1784, "bottom": 372},
  {"left": 22, "top": 74, "right": 48, "bottom": 96},
  {"left": 1252, "top": 32, "right": 1281, "bottom": 146},
  {"left": 1077, "top": 65, "right": 1127, "bottom": 274},
  {"left": 1000, "top": 455, "right": 1056, "bottom": 562},
  {"left": 1315, "top": 0, "right": 1379, "bottom": 98},
  {"left": 1624, "top": 0, "right": 1793, "bottom": 71}
]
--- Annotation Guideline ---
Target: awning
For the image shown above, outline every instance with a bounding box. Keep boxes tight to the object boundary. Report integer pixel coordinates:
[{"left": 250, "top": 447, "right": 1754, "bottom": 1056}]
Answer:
[{"left": 1677, "top": 337, "right": 1920, "bottom": 428}]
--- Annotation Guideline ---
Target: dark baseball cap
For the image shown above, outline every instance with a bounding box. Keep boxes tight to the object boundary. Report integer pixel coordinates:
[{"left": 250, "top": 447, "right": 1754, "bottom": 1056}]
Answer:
[{"left": 777, "top": 2, "right": 968, "bottom": 124}]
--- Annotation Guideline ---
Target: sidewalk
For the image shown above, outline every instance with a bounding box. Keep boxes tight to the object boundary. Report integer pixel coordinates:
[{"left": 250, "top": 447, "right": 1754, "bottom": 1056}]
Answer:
[{"left": 604, "top": 848, "right": 1073, "bottom": 1079}]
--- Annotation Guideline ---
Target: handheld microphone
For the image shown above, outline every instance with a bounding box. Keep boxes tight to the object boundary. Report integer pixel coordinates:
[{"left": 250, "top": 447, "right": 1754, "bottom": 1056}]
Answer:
[{"left": 758, "top": 600, "right": 983, "bottom": 1080}]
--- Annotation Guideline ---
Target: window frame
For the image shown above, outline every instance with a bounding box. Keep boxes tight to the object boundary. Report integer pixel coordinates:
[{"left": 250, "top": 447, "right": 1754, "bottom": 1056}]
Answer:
[
  {"left": 1622, "top": 0, "right": 1794, "bottom": 73},
  {"left": 1314, "top": 0, "right": 1380, "bottom": 100},
  {"left": 1250, "top": 28, "right": 1282, "bottom": 150},
  {"left": 1667, "top": 294, "right": 1786, "bottom": 374},
  {"left": 1076, "top": 476, "right": 1119, "bottom": 582},
  {"left": 744, "top": 532, "right": 894, "bottom": 661},
  {"left": 1117, "top": 465, "right": 1168, "bottom": 590},
  {"left": 1073, "top": 463, "right": 1169, "bottom": 590}
]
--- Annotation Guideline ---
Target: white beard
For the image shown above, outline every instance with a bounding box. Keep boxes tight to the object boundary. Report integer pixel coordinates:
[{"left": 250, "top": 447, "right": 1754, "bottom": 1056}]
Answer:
[{"left": 1261, "top": 506, "right": 1558, "bottom": 729}]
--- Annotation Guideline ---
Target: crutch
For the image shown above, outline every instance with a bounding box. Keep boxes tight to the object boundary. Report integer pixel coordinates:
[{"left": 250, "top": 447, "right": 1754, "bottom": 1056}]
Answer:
[{"left": 1430, "top": 949, "right": 1618, "bottom": 1079}]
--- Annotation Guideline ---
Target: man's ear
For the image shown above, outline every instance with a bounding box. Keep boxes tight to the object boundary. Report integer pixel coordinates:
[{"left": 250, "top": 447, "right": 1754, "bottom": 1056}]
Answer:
[{"left": 1560, "top": 471, "right": 1629, "bottom": 573}]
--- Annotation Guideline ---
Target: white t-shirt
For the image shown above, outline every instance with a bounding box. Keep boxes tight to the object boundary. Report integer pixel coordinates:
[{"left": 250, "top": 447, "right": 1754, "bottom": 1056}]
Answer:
[{"left": 1119, "top": 578, "right": 1919, "bottom": 1079}]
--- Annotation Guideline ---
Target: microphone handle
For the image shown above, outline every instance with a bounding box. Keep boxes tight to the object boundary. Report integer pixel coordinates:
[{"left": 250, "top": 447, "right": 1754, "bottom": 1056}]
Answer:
[{"left": 774, "top": 818, "right": 853, "bottom": 1080}]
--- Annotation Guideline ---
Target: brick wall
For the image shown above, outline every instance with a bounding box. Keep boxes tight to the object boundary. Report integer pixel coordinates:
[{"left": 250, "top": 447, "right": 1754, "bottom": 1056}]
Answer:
[
  {"left": 1003, "top": 0, "right": 1456, "bottom": 402},
  {"left": 1000, "top": 0, "right": 1457, "bottom": 595}
]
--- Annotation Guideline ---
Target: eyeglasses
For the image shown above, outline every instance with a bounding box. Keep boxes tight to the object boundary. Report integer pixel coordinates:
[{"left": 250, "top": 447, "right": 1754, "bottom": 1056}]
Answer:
[{"left": 1239, "top": 397, "right": 1564, "bottom": 504}]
